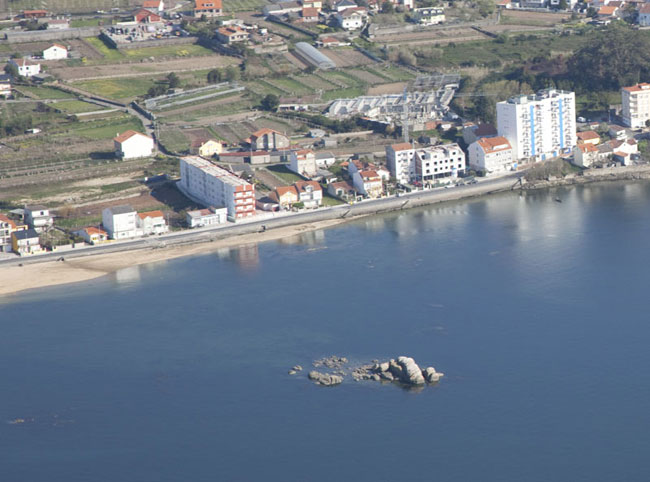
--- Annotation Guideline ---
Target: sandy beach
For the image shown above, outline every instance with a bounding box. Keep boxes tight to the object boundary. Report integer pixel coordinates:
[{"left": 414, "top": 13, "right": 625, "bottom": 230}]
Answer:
[{"left": 0, "top": 218, "right": 348, "bottom": 298}]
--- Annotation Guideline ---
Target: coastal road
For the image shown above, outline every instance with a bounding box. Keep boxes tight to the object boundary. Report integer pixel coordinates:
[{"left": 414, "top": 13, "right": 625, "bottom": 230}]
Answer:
[{"left": 0, "top": 174, "right": 521, "bottom": 268}]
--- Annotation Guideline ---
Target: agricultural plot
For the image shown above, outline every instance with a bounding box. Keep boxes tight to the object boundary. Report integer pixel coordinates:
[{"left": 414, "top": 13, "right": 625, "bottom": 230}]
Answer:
[
  {"left": 246, "top": 79, "right": 285, "bottom": 97},
  {"left": 54, "top": 100, "right": 110, "bottom": 114},
  {"left": 347, "top": 69, "right": 387, "bottom": 85},
  {"left": 295, "top": 74, "right": 338, "bottom": 92},
  {"left": 15, "top": 85, "right": 76, "bottom": 99},
  {"left": 71, "top": 76, "right": 158, "bottom": 101},
  {"left": 69, "top": 114, "right": 144, "bottom": 140},
  {"left": 158, "top": 127, "right": 191, "bottom": 154},
  {"left": 323, "top": 48, "right": 376, "bottom": 68},
  {"left": 267, "top": 77, "right": 313, "bottom": 96},
  {"left": 223, "top": 0, "right": 269, "bottom": 12},
  {"left": 0, "top": 0, "right": 140, "bottom": 14}
]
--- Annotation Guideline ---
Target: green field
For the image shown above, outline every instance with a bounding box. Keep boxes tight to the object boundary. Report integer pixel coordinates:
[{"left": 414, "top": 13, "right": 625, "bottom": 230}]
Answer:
[
  {"left": 70, "top": 18, "right": 113, "bottom": 28},
  {"left": 266, "top": 165, "right": 305, "bottom": 183},
  {"left": 0, "top": 0, "right": 139, "bottom": 13},
  {"left": 223, "top": 0, "right": 270, "bottom": 12},
  {"left": 69, "top": 114, "right": 144, "bottom": 139},
  {"left": 55, "top": 100, "right": 108, "bottom": 114},
  {"left": 122, "top": 43, "right": 213, "bottom": 60},
  {"left": 158, "top": 128, "right": 190, "bottom": 154},
  {"left": 72, "top": 76, "right": 159, "bottom": 100},
  {"left": 16, "top": 85, "right": 76, "bottom": 99}
]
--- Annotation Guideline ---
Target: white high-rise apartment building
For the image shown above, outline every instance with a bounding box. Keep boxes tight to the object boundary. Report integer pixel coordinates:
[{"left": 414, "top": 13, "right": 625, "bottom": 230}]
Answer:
[
  {"left": 178, "top": 156, "right": 255, "bottom": 221},
  {"left": 385, "top": 142, "right": 465, "bottom": 185},
  {"left": 496, "top": 89, "right": 576, "bottom": 161},
  {"left": 621, "top": 83, "right": 650, "bottom": 129}
]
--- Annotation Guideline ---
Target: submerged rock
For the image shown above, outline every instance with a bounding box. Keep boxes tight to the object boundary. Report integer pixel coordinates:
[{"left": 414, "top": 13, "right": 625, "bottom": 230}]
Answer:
[{"left": 308, "top": 371, "right": 343, "bottom": 386}]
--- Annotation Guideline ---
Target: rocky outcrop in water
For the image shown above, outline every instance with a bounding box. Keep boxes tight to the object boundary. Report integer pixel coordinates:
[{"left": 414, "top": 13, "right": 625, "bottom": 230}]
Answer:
[{"left": 293, "top": 355, "right": 444, "bottom": 389}]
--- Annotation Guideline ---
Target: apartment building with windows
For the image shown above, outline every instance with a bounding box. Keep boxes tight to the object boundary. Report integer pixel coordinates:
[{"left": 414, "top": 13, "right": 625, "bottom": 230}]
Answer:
[
  {"left": 621, "top": 83, "right": 650, "bottom": 129},
  {"left": 178, "top": 156, "right": 256, "bottom": 221},
  {"left": 496, "top": 89, "right": 576, "bottom": 161}
]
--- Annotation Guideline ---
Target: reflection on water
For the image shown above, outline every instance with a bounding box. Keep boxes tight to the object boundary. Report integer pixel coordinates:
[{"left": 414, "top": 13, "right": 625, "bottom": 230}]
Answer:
[
  {"left": 216, "top": 244, "right": 260, "bottom": 270},
  {"left": 277, "top": 229, "right": 326, "bottom": 247},
  {"left": 113, "top": 265, "right": 142, "bottom": 286}
]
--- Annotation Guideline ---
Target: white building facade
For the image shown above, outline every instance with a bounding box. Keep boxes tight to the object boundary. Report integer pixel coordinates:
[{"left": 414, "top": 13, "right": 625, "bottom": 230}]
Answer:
[
  {"left": 137, "top": 210, "right": 168, "bottom": 235},
  {"left": 621, "top": 83, "right": 650, "bottom": 129},
  {"left": 468, "top": 136, "right": 515, "bottom": 174},
  {"left": 114, "top": 130, "right": 154, "bottom": 159},
  {"left": 10, "top": 58, "right": 40, "bottom": 77},
  {"left": 289, "top": 149, "right": 318, "bottom": 178},
  {"left": 178, "top": 156, "right": 256, "bottom": 221},
  {"left": 186, "top": 207, "right": 228, "bottom": 228},
  {"left": 415, "top": 143, "right": 466, "bottom": 183},
  {"left": 497, "top": 89, "right": 576, "bottom": 161},
  {"left": 43, "top": 44, "right": 68, "bottom": 60},
  {"left": 102, "top": 205, "right": 139, "bottom": 239},
  {"left": 386, "top": 142, "right": 416, "bottom": 185}
]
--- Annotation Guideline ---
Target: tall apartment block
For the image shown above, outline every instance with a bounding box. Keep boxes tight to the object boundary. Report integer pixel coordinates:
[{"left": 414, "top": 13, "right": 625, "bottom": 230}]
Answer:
[
  {"left": 496, "top": 89, "right": 576, "bottom": 161},
  {"left": 622, "top": 83, "right": 650, "bottom": 129}
]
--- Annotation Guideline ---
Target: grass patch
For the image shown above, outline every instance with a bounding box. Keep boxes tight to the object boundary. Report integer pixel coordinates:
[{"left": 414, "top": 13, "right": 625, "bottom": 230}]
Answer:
[
  {"left": 70, "top": 114, "right": 144, "bottom": 139},
  {"left": 266, "top": 164, "right": 305, "bottom": 183},
  {"left": 223, "top": 0, "right": 270, "bottom": 12},
  {"left": 84, "top": 36, "right": 124, "bottom": 61},
  {"left": 121, "top": 43, "right": 213, "bottom": 60},
  {"left": 70, "top": 18, "right": 112, "bottom": 28},
  {"left": 55, "top": 100, "right": 107, "bottom": 114},
  {"left": 322, "top": 86, "right": 365, "bottom": 101},
  {"left": 321, "top": 192, "right": 344, "bottom": 206},
  {"left": 17, "top": 85, "right": 76, "bottom": 99},
  {"left": 100, "top": 180, "right": 140, "bottom": 193},
  {"left": 72, "top": 76, "right": 159, "bottom": 100},
  {"left": 158, "top": 128, "right": 190, "bottom": 153}
]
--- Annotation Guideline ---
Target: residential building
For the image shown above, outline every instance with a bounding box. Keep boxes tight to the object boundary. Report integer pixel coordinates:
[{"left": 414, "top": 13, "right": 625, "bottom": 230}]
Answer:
[
  {"left": 192, "top": 138, "right": 223, "bottom": 157},
  {"left": 102, "top": 205, "right": 139, "bottom": 239},
  {"left": 386, "top": 142, "right": 416, "bottom": 185},
  {"left": 137, "top": 210, "right": 168, "bottom": 235},
  {"left": 412, "top": 7, "right": 445, "bottom": 24},
  {"left": 415, "top": 143, "right": 466, "bottom": 183},
  {"left": 24, "top": 205, "right": 53, "bottom": 232},
  {"left": 597, "top": 5, "right": 619, "bottom": 17},
  {"left": 315, "top": 151, "right": 336, "bottom": 168},
  {"left": 327, "top": 181, "right": 357, "bottom": 200},
  {"left": 496, "top": 88, "right": 577, "bottom": 161},
  {"left": 0, "top": 74, "right": 12, "bottom": 98},
  {"left": 250, "top": 128, "right": 290, "bottom": 150},
  {"left": 114, "top": 130, "right": 154, "bottom": 159},
  {"left": 468, "top": 136, "right": 515, "bottom": 174},
  {"left": 301, "top": 7, "right": 320, "bottom": 21},
  {"left": 352, "top": 170, "right": 382, "bottom": 198},
  {"left": 143, "top": 0, "right": 165, "bottom": 13},
  {"left": 272, "top": 185, "right": 299, "bottom": 209},
  {"left": 334, "top": 0, "right": 357, "bottom": 11},
  {"left": 11, "top": 228, "right": 41, "bottom": 255},
  {"left": 289, "top": 149, "right": 318, "bottom": 178},
  {"left": 43, "top": 44, "right": 68, "bottom": 60},
  {"left": 640, "top": 3, "right": 650, "bottom": 27},
  {"left": 294, "top": 180, "right": 323, "bottom": 208},
  {"left": 178, "top": 156, "right": 256, "bottom": 220},
  {"left": 0, "top": 214, "right": 18, "bottom": 252},
  {"left": 573, "top": 143, "right": 599, "bottom": 168},
  {"left": 613, "top": 150, "right": 632, "bottom": 165},
  {"left": 133, "top": 7, "right": 162, "bottom": 22},
  {"left": 334, "top": 7, "right": 367, "bottom": 30},
  {"left": 621, "top": 83, "right": 650, "bottom": 129},
  {"left": 194, "top": 0, "right": 223, "bottom": 17},
  {"left": 75, "top": 227, "right": 109, "bottom": 245},
  {"left": 387, "top": 0, "right": 414, "bottom": 10},
  {"left": 216, "top": 26, "right": 249, "bottom": 44},
  {"left": 23, "top": 10, "right": 48, "bottom": 18},
  {"left": 608, "top": 125, "right": 628, "bottom": 140},
  {"left": 576, "top": 130, "right": 600, "bottom": 145},
  {"left": 46, "top": 18, "right": 70, "bottom": 30},
  {"left": 9, "top": 58, "right": 40, "bottom": 77},
  {"left": 263, "top": 2, "right": 302, "bottom": 16},
  {"left": 186, "top": 207, "right": 228, "bottom": 227},
  {"left": 301, "top": 0, "right": 322, "bottom": 10}
]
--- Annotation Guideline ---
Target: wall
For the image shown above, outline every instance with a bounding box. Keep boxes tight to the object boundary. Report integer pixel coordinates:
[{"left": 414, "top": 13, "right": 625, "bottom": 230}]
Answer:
[{"left": 4, "top": 26, "right": 101, "bottom": 43}]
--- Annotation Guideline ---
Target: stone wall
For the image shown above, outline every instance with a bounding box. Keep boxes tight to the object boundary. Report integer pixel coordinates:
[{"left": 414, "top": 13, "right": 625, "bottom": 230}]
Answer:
[{"left": 3, "top": 26, "right": 101, "bottom": 43}]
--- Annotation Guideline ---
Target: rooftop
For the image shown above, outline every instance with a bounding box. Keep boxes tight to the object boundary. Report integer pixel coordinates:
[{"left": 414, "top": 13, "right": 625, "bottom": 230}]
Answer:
[
  {"left": 107, "top": 205, "right": 135, "bottom": 215},
  {"left": 182, "top": 156, "right": 252, "bottom": 188},
  {"left": 138, "top": 210, "right": 165, "bottom": 219},
  {"left": 477, "top": 136, "right": 511, "bottom": 153},
  {"left": 114, "top": 130, "right": 151, "bottom": 143},
  {"left": 13, "top": 228, "right": 39, "bottom": 240}
]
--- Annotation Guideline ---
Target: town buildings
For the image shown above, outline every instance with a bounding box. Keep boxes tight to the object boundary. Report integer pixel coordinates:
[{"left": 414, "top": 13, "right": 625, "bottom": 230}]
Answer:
[
  {"left": 186, "top": 207, "right": 228, "bottom": 227},
  {"left": 576, "top": 130, "right": 600, "bottom": 145},
  {"left": 143, "top": 0, "right": 165, "bottom": 14},
  {"left": 352, "top": 170, "right": 383, "bottom": 198},
  {"left": 102, "top": 205, "right": 139, "bottom": 239},
  {"left": 289, "top": 149, "right": 318, "bottom": 177},
  {"left": 468, "top": 136, "right": 515, "bottom": 174},
  {"left": 43, "top": 44, "right": 68, "bottom": 60},
  {"left": 414, "top": 143, "right": 466, "bottom": 183},
  {"left": 412, "top": 7, "right": 444, "bottom": 24},
  {"left": 573, "top": 143, "right": 599, "bottom": 168},
  {"left": 294, "top": 180, "right": 323, "bottom": 208},
  {"left": 11, "top": 228, "right": 41, "bottom": 255},
  {"left": 621, "top": 83, "right": 650, "bottom": 129},
  {"left": 0, "top": 214, "right": 19, "bottom": 252},
  {"left": 640, "top": 3, "right": 650, "bottom": 27},
  {"left": 272, "top": 185, "right": 299, "bottom": 209},
  {"left": 334, "top": 7, "right": 367, "bottom": 30},
  {"left": 250, "top": 128, "right": 290, "bottom": 151},
  {"left": 192, "top": 138, "right": 223, "bottom": 158},
  {"left": 194, "top": 0, "right": 223, "bottom": 17},
  {"left": 137, "top": 210, "right": 169, "bottom": 235},
  {"left": 386, "top": 142, "right": 416, "bottom": 185},
  {"left": 10, "top": 58, "right": 40, "bottom": 77},
  {"left": 178, "top": 156, "right": 256, "bottom": 220},
  {"left": 0, "top": 74, "right": 12, "bottom": 98},
  {"left": 75, "top": 227, "right": 109, "bottom": 245},
  {"left": 113, "top": 130, "right": 154, "bottom": 159},
  {"left": 496, "top": 89, "right": 576, "bottom": 161},
  {"left": 216, "top": 26, "right": 249, "bottom": 44},
  {"left": 24, "top": 205, "right": 53, "bottom": 232}
]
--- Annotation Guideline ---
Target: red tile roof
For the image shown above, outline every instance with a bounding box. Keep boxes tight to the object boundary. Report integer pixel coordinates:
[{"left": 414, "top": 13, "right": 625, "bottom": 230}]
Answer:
[
  {"left": 390, "top": 142, "right": 413, "bottom": 152},
  {"left": 113, "top": 130, "right": 151, "bottom": 143},
  {"left": 477, "top": 136, "right": 511, "bottom": 153},
  {"left": 195, "top": 0, "right": 222, "bottom": 10},
  {"left": 138, "top": 210, "right": 165, "bottom": 219},
  {"left": 622, "top": 82, "right": 650, "bottom": 92}
]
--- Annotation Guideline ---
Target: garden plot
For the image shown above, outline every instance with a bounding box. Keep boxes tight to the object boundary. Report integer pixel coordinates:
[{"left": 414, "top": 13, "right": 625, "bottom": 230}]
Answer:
[
  {"left": 347, "top": 69, "right": 388, "bottom": 85},
  {"left": 321, "top": 48, "right": 376, "bottom": 68}
]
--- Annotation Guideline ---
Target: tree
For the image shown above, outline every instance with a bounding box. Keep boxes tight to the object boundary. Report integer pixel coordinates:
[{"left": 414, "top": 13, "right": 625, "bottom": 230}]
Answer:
[
  {"left": 381, "top": 1, "right": 394, "bottom": 13},
  {"left": 224, "top": 65, "right": 240, "bottom": 82},
  {"left": 260, "top": 94, "right": 279, "bottom": 111},
  {"left": 4, "top": 63, "right": 19, "bottom": 78},
  {"left": 207, "top": 68, "right": 223, "bottom": 83},
  {"left": 558, "top": 0, "right": 568, "bottom": 10},
  {"left": 586, "top": 6, "right": 597, "bottom": 17},
  {"left": 166, "top": 72, "right": 180, "bottom": 89}
]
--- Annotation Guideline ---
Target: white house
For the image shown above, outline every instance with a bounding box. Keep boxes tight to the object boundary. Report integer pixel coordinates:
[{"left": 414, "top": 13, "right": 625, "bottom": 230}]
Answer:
[
  {"left": 0, "top": 74, "right": 11, "bottom": 98},
  {"left": 113, "top": 130, "right": 154, "bottom": 159},
  {"left": 74, "top": 226, "right": 109, "bottom": 245},
  {"left": 573, "top": 143, "right": 599, "bottom": 168},
  {"left": 24, "top": 204, "right": 53, "bottom": 232},
  {"left": 186, "top": 207, "right": 228, "bottom": 228},
  {"left": 294, "top": 180, "right": 323, "bottom": 208},
  {"left": 9, "top": 58, "right": 40, "bottom": 77},
  {"left": 335, "top": 7, "right": 367, "bottom": 30},
  {"left": 468, "top": 136, "right": 515, "bottom": 174},
  {"left": 412, "top": 7, "right": 444, "bottom": 24},
  {"left": 315, "top": 151, "right": 336, "bottom": 168},
  {"left": 386, "top": 142, "right": 416, "bottom": 185},
  {"left": 43, "top": 44, "right": 68, "bottom": 60},
  {"left": 497, "top": 88, "right": 576, "bottom": 161},
  {"left": 137, "top": 210, "right": 168, "bottom": 235},
  {"left": 640, "top": 4, "right": 650, "bottom": 27},
  {"left": 621, "top": 83, "right": 650, "bottom": 129},
  {"left": 11, "top": 228, "right": 42, "bottom": 256},
  {"left": 102, "top": 205, "right": 139, "bottom": 239},
  {"left": 352, "top": 169, "right": 383, "bottom": 198},
  {"left": 143, "top": 0, "right": 165, "bottom": 13},
  {"left": 334, "top": 0, "right": 357, "bottom": 11},
  {"left": 289, "top": 149, "right": 318, "bottom": 178},
  {"left": 415, "top": 143, "right": 466, "bottom": 184}
]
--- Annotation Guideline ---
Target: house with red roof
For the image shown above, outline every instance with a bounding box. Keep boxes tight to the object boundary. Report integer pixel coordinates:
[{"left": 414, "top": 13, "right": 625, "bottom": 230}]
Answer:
[
  {"left": 250, "top": 128, "right": 290, "bottom": 150},
  {"left": 143, "top": 0, "right": 165, "bottom": 13},
  {"left": 194, "top": 0, "right": 223, "bottom": 17},
  {"left": 137, "top": 210, "right": 168, "bottom": 235},
  {"left": 468, "top": 136, "right": 515, "bottom": 174},
  {"left": 43, "top": 44, "right": 68, "bottom": 60},
  {"left": 113, "top": 131, "right": 154, "bottom": 159},
  {"left": 74, "top": 227, "right": 109, "bottom": 245}
]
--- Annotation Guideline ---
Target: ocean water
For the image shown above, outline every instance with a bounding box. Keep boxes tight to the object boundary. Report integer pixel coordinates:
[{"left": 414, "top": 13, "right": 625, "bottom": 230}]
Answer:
[{"left": 2, "top": 182, "right": 650, "bottom": 482}]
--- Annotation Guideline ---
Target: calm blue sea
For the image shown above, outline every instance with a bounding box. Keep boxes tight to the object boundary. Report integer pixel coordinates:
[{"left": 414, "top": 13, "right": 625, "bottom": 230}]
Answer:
[{"left": 2, "top": 181, "right": 650, "bottom": 482}]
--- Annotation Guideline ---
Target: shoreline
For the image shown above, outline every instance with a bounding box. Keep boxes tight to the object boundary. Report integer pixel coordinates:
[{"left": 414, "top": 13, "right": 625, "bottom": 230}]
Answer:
[{"left": 2, "top": 165, "right": 650, "bottom": 298}]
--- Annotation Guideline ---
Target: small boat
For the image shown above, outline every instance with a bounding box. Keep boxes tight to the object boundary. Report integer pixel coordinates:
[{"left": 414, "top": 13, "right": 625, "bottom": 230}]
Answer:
[{"left": 555, "top": 198, "right": 562, "bottom": 203}]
